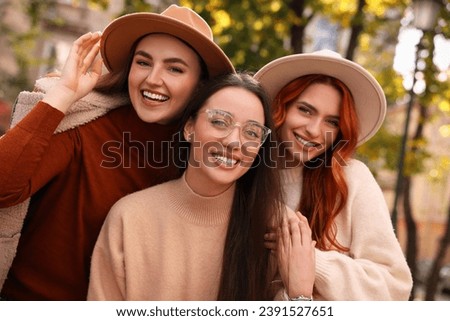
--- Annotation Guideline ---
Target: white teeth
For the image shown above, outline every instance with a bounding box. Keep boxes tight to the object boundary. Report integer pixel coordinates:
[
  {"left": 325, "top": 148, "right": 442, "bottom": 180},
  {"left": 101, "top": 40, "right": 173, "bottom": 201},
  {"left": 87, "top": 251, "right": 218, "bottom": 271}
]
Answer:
[
  {"left": 294, "top": 134, "right": 318, "bottom": 147},
  {"left": 143, "top": 91, "right": 169, "bottom": 102},
  {"left": 213, "top": 153, "right": 238, "bottom": 166}
]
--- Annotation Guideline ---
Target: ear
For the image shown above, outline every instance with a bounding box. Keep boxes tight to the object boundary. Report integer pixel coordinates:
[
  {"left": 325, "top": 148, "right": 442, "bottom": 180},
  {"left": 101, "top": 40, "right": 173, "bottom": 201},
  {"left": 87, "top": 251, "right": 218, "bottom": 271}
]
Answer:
[{"left": 183, "top": 117, "right": 194, "bottom": 142}]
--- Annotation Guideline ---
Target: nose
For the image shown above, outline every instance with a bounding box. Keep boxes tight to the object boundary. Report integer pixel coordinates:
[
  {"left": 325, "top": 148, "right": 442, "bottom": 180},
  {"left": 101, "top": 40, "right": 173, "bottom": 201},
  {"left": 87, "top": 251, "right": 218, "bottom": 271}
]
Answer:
[
  {"left": 145, "top": 65, "right": 163, "bottom": 86},
  {"left": 222, "top": 125, "right": 242, "bottom": 149},
  {"left": 305, "top": 118, "right": 322, "bottom": 138}
]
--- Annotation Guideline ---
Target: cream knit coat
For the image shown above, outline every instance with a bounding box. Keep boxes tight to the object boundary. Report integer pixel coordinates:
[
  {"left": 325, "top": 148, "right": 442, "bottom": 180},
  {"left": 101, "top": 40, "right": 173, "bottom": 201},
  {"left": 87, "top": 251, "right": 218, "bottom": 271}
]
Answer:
[{"left": 280, "top": 159, "right": 413, "bottom": 300}]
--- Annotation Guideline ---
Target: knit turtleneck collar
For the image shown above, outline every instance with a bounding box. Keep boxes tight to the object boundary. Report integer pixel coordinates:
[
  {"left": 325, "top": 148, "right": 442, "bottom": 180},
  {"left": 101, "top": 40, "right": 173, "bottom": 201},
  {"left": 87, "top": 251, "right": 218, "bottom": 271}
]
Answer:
[
  {"left": 167, "top": 174, "right": 235, "bottom": 226},
  {"left": 280, "top": 166, "right": 303, "bottom": 184}
]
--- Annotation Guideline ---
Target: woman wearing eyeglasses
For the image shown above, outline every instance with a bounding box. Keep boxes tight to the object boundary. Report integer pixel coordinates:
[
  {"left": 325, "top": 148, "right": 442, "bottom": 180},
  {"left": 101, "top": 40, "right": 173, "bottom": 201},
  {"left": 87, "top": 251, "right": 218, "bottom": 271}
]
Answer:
[{"left": 87, "top": 72, "right": 316, "bottom": 301}]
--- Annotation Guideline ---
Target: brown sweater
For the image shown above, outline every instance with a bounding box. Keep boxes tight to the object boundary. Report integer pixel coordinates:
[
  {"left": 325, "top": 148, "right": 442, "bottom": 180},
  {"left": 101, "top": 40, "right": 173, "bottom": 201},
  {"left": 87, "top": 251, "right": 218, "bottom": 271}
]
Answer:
[{"left": 0, "top": 102, "right": 179, "bottom": 300}]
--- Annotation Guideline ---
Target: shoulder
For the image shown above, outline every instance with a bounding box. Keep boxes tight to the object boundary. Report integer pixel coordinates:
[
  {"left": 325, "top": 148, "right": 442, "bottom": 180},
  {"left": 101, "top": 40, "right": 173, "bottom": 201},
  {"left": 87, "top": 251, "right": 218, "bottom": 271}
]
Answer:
[
  {"left": 339, "top": 159, "right": 389, "bottom": 216},
  {"left": 343, "top": 158, "right": 371, "bottom": 175},
  {"left": 342, "top": 159, "right": 382, "bottom": 193},
  {"left": 115, "top": 180, "right": 173, "bottom": 209},
  {"left": 343, "top": 159, "right": 376, "bottom": 181},
  {"left": 107, "top": 180, "right": 174, "bottom": 222}
]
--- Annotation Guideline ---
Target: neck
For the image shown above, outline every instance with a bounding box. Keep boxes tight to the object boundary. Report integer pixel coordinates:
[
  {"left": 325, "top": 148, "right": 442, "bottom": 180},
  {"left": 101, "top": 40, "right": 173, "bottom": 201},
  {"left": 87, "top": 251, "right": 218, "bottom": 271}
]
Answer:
[
  {"left": 276, "top": 141, "right": 305, "bottom": 169},
  {"left": 276, "top": 155, "right": 304, "bottom": 169},
  {"left": 184, "top": 167, "right": 235, "bottom": 197}
]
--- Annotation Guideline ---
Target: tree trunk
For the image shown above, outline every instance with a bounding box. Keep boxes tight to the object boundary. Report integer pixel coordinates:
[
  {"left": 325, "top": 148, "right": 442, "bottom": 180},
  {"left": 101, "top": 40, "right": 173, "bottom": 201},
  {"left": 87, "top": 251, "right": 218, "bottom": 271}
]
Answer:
[
  {"left": 289, "top": 0, "right": 314, "bottom": 54},
  {"left": 425, "top": 201, "right": 450, "bottom": 300},
  {"left": 345, "top": 0, "right": 366, "bottom": 60},
  {"left": 404, "top": 102, "right": 429, "bottom": 300},
  {"left": 403, "top": 176, "right": 418, "bottom": 300}
]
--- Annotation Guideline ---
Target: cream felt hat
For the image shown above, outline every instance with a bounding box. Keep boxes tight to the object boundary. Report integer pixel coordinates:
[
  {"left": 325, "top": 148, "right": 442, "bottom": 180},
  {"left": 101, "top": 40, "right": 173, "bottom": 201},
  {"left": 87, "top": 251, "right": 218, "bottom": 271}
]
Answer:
[
  {"left": 101, "top": 5, "right": 234, "bottom": 78},
  {"left": 254, "top": 50, "right": 387, "bottom": 145}
]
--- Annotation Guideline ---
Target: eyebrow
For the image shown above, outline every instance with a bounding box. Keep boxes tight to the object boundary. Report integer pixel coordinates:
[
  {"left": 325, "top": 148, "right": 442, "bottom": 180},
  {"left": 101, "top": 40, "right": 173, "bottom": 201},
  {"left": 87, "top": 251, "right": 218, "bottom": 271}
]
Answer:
[
  {"left": 134, "top": 50, "right": 189, "bottom": 67},
  {"left": 213, "top": 108, "right": 264, "bottom": 125}
]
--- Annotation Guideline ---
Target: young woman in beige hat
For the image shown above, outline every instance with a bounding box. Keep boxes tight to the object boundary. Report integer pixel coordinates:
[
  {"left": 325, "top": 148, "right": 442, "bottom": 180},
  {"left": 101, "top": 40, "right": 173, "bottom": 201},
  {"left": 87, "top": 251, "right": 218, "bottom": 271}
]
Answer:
[
  {"left": 256, "top": 50, "right": 413, "bottom": 300},
  {"left": 87, "top": 72, "right": 310, "bottom": 300},
  {"left": 0, "top": 5, "right": 234, "bottom": 300}
]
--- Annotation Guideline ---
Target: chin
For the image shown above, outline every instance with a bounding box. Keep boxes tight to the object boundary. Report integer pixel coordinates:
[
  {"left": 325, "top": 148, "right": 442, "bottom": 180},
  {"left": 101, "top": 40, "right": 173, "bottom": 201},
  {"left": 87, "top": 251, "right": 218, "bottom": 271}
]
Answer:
[{"left": 135, "top": 110, "right": 163, "bottom": 123}]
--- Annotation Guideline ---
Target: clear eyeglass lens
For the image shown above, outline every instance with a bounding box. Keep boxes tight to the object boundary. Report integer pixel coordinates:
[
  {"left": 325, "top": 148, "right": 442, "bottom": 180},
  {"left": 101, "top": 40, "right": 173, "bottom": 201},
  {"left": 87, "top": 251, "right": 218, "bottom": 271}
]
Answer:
[{"left": 206, "top": 110, "right": 268, "bottom": 143}]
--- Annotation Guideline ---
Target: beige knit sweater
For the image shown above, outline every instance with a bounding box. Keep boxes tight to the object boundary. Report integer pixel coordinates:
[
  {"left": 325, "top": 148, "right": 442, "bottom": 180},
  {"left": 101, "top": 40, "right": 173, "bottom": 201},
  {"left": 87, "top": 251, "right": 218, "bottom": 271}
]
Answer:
[
  {"left": 88, "top": 175, "right": 235, "bottom": 300},
  {"left": 279, "top": 159, "right": 413, "bottom": 300}
]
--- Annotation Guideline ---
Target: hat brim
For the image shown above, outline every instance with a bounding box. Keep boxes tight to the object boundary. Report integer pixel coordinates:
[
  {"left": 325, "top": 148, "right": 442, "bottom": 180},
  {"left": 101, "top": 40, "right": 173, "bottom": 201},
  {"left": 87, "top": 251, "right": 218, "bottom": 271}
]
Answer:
[
  {"left": 254, "top": 54, "right": 387, "bottom": 145},
  {"left": 101, "top": 13, "right": 234, "bottom": 78}
]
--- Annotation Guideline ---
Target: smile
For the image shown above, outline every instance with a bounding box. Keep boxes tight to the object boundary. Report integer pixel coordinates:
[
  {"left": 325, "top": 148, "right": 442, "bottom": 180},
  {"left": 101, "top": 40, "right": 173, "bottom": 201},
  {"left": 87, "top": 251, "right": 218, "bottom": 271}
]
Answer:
[
  {"left": 142, "top": 90, "right": 169, "bottom": 102},
  {"left": 212, "top": 153, "right": 239, "bottom": 166},
  {"left": 294, "top": 133, "right": 321, "bottom": 148}
]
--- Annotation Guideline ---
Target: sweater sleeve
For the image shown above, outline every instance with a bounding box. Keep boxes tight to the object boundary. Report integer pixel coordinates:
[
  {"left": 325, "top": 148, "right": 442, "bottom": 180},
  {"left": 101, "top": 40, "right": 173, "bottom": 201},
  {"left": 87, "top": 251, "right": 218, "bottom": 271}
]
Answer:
[
  {"left": 0, "top": 101, "right": 73, "bottom": 206},
  {"left": 87, "top": 202, "right": 127, "bottom": 300},
  {"left": 313, "top": 160, "right": 413, "bottom": 300}
]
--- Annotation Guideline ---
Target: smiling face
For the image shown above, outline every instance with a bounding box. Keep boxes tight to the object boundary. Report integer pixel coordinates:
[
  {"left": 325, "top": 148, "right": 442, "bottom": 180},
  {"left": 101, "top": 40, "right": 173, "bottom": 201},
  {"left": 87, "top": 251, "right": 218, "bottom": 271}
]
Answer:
[
  {"left": 278, "top": 82, "right": 341, "bottom": 166},
  {"left": 128, "top": 33, "right": 203, "bottom": 124},
  {"left": 183, "top": 86, "right": 266, "bottom": 196}
]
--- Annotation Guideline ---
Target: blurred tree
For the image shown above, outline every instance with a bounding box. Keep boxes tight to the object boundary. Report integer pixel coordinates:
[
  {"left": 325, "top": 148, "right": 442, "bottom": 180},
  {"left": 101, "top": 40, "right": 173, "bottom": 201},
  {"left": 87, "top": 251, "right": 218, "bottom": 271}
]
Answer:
[
  {"left": 117, "top": 0, "right": 152, "bottom": 15},
  {"left": 426, "top": 200, "right": 450, "bottom": 300},
  {"left": 0, "top": 0, "right": 152, "bottom": 104},
  {"left": 0, "top": 0, "right": 53, "bottom": 103},
  {"left": 181, "top": 0, "right": 294, "bottom": 71}
]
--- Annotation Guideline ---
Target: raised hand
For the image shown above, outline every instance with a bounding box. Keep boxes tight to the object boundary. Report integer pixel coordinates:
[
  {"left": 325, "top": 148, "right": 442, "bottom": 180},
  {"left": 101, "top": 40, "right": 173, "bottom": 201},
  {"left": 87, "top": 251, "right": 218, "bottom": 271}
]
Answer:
[
  {"left": 277, "top": 211, "right": 316, "bottom": 299},
  {"left": 42, "top": 31, "right": 103, "bottom": 113}
]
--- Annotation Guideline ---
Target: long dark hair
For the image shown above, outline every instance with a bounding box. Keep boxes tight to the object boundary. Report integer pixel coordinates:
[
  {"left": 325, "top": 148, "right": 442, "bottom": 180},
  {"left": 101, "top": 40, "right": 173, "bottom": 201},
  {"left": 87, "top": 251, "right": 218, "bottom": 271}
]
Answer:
[{"left": 175, "top": 72, "right": 283, "bottom": 300}]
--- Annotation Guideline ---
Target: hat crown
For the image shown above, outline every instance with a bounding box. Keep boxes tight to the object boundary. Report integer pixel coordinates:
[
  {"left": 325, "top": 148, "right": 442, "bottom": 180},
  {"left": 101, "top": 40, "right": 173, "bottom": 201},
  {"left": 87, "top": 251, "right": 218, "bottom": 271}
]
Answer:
[
  {"left": 161, "top": 5, "right": 213, "bottom": 40},
  {"left": 100, "top": 5, "right": 234, "bottom": 77}
]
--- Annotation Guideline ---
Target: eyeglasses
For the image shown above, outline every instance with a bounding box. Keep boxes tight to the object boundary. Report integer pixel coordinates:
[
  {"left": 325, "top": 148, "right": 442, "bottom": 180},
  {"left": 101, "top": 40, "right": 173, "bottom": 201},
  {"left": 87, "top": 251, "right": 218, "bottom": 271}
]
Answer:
[{"left": 203, "top": 109, "right": 271, "bottom": 146}]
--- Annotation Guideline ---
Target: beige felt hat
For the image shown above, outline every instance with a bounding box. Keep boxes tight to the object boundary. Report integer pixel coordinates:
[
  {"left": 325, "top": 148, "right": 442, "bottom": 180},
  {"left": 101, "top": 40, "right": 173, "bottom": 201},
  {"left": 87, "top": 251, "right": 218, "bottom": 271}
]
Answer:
[
  {"left": 254, "top": 50, "right": 387, "bottom": 145},
  {"left": 100, "top": 5, "right": 234, "bottom": 78}
]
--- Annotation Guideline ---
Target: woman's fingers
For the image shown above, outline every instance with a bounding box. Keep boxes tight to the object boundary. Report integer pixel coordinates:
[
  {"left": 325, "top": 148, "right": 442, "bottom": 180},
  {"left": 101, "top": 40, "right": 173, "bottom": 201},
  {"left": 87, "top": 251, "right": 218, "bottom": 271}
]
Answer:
[
  {"left": 280, "top": 217, "right": 290, "bottom": 248},
  {"left": 264, "top": 232, "right": 277, "bottom": 251},
  {"left": 84, "top": 44, "right": 102, "bottom": 75},
  {"left": 289, "top": 219, "right": 302, "bottom": 246},
  {"left": 90, "top": 53, "right": 103, "bottom": 77},
  {"left": 76, "top": 32, "right": 102, "bottom": 54},
  {"left": 68, "top": 32, "right": 102, "bottom": 72},
  {"left": 295, "top": 211, "right": 309, "bottom": 225},
  {"left": 298, "top": 219, "right": 312, "bottom": 246},
  {"left": 264, "top": 232, "right": 277, "bottom": 242},
  {"left": 79, "top": 33, "right": 102, "bottom": 73},
  {"left": 277, "top": 218, "right": 290, "bottom": 264}
]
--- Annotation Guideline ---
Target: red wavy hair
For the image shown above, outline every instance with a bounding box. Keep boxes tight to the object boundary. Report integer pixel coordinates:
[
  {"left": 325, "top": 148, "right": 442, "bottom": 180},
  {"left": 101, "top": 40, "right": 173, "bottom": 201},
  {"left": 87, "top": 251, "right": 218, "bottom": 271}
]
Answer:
[{"left": 273, "top": 74, "right": 359, "bottom": 251}]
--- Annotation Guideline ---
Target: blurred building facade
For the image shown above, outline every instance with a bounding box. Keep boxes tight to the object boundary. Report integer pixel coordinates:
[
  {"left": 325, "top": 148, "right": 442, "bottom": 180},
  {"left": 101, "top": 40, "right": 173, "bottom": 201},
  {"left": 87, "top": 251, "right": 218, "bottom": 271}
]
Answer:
[{"left": 0, "top": 0, "right": 176, "bottom": 100}]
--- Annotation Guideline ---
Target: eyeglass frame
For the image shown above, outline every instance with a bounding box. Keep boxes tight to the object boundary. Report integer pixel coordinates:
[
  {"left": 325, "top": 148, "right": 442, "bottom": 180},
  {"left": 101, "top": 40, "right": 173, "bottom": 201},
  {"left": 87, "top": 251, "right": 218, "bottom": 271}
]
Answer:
[{"left": 202, "top": 108, "right": 271, "bottom": 146}]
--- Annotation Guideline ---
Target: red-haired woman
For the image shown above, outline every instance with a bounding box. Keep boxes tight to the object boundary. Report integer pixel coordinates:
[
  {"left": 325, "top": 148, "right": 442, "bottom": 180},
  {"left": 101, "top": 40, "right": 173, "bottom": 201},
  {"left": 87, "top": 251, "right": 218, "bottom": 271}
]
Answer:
[{"left": 256, "top": 50, "right": 413, "bottom": 301}]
